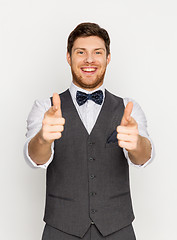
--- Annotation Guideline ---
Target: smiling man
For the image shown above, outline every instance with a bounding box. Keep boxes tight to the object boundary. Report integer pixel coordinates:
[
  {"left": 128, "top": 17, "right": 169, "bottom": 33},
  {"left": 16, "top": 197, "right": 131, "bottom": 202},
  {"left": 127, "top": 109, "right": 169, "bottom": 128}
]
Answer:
[{"left": 24, "top": 23, "right": 154, "bottom": 240}]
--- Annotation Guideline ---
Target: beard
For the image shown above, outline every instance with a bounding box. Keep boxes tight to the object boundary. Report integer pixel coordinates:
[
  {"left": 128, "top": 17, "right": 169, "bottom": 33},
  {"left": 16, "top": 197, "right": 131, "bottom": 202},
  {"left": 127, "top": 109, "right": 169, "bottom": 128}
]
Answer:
[{"left": 71, "top": 67, "right": 107, "bottom": 90}]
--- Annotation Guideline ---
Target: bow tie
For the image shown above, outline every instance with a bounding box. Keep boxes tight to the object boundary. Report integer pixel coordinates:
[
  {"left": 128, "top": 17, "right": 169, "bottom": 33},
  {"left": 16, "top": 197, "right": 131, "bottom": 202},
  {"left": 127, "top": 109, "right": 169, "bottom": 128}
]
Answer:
[{"left": 76, "top": 90, "right": 103, "bottom": 106}]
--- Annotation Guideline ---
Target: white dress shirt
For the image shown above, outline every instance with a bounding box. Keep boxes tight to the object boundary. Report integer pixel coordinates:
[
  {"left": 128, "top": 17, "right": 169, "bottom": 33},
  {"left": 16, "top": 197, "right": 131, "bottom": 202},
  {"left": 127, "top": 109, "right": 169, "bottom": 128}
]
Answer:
[{"left": 23, "top": 82, "right": 154, "bottom": 169}]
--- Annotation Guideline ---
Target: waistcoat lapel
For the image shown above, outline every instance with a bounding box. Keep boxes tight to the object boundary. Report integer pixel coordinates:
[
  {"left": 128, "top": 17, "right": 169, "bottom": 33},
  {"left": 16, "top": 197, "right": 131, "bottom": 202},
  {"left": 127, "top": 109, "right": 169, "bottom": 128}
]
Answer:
[{"left": 59, "top": 89, "right": 89, "bottom": 136}]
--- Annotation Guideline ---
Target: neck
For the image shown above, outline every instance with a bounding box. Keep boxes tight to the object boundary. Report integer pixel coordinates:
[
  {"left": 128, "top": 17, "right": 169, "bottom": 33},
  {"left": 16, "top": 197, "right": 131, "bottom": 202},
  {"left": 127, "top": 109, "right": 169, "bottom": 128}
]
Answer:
[{"left": 72, "top": 80, "right": 103, "bottom": 92}]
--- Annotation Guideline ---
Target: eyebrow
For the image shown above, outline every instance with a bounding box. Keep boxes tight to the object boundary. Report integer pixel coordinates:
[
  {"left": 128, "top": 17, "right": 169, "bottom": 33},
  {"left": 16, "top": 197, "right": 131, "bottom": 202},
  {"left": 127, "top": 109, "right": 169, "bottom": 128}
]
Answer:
[{"left": 73, "top": 48, "right": 105, "bottom": 52}]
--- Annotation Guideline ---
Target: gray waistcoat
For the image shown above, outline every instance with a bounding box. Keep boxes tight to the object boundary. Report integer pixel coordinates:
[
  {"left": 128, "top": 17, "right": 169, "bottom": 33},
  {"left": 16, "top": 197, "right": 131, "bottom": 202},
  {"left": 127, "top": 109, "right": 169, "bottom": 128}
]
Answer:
[{"left": 43, "top": 89, "right": 135, "bottom": 237}]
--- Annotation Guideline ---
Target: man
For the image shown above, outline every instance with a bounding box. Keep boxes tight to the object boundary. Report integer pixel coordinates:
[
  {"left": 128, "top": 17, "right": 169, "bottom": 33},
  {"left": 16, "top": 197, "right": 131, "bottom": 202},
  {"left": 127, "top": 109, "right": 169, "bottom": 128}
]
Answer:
[{"left": 24, "top": 22, "right": 154, "bottom": 240}]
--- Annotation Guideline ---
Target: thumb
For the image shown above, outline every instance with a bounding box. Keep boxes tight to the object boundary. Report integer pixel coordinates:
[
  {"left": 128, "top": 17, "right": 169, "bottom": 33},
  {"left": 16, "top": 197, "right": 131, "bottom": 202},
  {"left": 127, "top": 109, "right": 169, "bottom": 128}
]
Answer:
[
  {"left": 120, "top": 101, "right": 133, "bottom": 126},
  {"left": 52, "top": 93, "right": 62, "bottom": 117}
]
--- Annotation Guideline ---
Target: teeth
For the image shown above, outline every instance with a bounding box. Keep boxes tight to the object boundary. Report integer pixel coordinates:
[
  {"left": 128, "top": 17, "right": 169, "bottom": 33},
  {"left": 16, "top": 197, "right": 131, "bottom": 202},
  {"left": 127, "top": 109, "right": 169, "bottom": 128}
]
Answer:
[{"left": 82, "top": 68, "right": 96, "bottom": 72}]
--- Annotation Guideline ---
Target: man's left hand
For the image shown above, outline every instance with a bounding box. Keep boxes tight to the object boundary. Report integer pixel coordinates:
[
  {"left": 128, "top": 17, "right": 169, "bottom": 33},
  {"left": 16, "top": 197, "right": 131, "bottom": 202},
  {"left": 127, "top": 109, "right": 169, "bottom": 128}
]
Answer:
[{"left": 116, "top": 102, "right": 140, "bottom": 151}]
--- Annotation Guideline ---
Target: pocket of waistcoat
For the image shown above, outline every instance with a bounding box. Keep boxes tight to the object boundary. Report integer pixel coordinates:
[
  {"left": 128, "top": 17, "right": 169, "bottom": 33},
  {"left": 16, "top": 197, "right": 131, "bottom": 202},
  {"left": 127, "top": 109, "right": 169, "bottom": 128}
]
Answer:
[{"left": 105, "top": 129, "right": 121, "bottom": 148}]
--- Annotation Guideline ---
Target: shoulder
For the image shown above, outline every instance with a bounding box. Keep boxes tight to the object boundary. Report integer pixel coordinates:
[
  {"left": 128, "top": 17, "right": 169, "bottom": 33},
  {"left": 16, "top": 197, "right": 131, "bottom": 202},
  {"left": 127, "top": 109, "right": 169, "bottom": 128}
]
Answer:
[
  {"left": 105, "top": 90, "right": 146, "bottom": 120},
  {"left": 32, "top": 97, "right": 51, "bottom": 112},
  {"left": 105, "top": 89, "right": 124, "bottom": 104},
  {"left": 50, "top": 89, "right": 69, "bottom": 106},
  {"left": 123, "top": 97, "right": 147, "bottom": 126},
  {"left": 123, "top": 97, "right": 141, "bottom": 110},
  {"left": 34, "top": 89, "right": 69, "bottom": 109},
  {"left": 105, "top": 90, "right": 141, "bottom": 109}
]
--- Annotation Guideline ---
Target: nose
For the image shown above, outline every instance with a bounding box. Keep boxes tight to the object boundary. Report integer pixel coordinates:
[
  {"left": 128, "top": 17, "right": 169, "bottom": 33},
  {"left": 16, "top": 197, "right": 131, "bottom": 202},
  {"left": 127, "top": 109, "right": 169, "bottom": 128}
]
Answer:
[{"left": 84, "top": 53, "right": 95, "bottom": 64}]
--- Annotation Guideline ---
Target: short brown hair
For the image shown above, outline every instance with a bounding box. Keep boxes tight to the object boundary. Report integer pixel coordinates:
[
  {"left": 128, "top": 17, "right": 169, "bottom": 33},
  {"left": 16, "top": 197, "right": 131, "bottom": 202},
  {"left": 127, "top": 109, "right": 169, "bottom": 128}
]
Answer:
[{"left": 67, "top": 22, "right": 110, "bottom": 56}]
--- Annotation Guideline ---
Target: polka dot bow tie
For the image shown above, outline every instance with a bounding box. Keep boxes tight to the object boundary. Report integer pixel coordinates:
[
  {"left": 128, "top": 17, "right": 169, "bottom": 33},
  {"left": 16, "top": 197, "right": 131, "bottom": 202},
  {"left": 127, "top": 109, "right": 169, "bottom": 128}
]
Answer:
[{"left": 76, "top": 90, "right": 103, "bottom": 106}]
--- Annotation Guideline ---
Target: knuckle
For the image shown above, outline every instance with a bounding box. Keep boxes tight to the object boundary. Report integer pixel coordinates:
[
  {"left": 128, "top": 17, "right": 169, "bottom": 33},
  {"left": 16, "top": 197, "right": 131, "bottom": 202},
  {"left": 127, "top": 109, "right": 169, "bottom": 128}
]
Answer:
[
  {"left": 118, "top": 140, "right": 122, "bottom": 147},
  {"left": 57, "top": 132, "right": 62, "bottom": 139},
  {"left": 61, "top": 117, "right": 65, "bottom": 125},
  {"left": 60, "top": 125, "right": 64, "bottom": 132}
]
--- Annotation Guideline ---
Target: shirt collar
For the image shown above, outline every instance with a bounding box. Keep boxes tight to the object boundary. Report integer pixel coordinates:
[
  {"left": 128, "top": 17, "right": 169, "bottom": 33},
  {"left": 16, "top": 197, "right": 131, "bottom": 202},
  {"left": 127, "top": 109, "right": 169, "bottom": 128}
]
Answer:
[{"left": 69, "top": 81, "right": 105, "bottom": 102}]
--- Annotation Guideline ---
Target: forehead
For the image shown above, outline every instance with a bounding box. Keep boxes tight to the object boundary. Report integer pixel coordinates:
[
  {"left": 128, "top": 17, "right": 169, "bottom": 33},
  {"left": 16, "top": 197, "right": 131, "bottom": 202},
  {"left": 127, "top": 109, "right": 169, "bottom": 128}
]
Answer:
[{"left": 73, "top": 36, "right": 106, "bottom": 50}]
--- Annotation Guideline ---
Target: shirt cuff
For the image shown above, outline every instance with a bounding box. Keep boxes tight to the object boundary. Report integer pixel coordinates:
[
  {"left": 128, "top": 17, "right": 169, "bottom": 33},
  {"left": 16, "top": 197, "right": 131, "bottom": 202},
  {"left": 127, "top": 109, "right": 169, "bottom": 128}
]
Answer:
[
  {"left": 123, "top": 135, "right": 155, "bottom": 168},
  {"left": 23, "top": 136, "right": 54, "bottom": 169}
]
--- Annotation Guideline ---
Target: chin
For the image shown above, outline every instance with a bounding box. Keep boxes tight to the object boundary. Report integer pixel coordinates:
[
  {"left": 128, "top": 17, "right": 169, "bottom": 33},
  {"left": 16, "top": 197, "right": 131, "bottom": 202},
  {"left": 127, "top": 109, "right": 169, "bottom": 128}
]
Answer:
[{"left": 72, "top": 69, "right": 105, "bottom": 89}]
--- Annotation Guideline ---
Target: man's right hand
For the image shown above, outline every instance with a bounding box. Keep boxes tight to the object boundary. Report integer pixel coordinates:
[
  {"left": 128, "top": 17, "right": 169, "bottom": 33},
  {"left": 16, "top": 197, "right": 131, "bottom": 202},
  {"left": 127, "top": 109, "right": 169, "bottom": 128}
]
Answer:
[
  {"left": 40, "top": 93, "right": 65, "bottom": 144},
  {"left": 28, "top": 93, "right": 65, "bottom": 165}
]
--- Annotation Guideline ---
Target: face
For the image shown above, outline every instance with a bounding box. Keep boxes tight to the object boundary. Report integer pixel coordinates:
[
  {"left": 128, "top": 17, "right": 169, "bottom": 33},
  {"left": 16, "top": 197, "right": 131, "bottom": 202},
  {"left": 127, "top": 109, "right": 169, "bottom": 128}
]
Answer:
[{"left": 67, "top": 36, "right": 111, "bottom": 91}]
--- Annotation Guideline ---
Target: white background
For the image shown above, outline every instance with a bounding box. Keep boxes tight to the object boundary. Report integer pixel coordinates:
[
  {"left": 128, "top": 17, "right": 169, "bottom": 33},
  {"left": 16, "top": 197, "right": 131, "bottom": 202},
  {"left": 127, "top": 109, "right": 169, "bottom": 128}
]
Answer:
[{"left": 0, "top": 0, "right": 177, "bottom": 239}]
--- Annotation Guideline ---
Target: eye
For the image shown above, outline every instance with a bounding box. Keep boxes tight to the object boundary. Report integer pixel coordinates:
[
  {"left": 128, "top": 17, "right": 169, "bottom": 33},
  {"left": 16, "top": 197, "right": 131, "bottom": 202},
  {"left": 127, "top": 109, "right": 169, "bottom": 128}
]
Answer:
[
  {"left": 95, "top": 51, "right": 102, "bottom": 55},
  {"left": 77, "top": 51, "right": 84, "bottom": 55}
]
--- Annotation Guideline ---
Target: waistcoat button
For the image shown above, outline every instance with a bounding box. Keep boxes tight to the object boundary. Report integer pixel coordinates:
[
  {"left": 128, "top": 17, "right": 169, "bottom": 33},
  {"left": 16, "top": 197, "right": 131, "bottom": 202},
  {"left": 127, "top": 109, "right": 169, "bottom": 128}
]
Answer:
[
  {"left": 90, "top": 174, "right": 95, "bottom": 179},
  {"left": 90, "top": 192, "right": 96, "bottom": 196},
  {"left": 91, "top": 209, "right": 97, "bottom": 214}
]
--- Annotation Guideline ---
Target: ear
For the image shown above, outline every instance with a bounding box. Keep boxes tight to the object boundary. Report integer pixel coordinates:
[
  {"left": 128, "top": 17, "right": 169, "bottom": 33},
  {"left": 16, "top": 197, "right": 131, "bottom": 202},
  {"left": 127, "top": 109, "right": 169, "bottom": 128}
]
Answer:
[
  {"left": 107, "top": 53, "right": 111, "bottom": 65},
  {"left": 67, "top": 52, "right": 71, "bottom": 66}
]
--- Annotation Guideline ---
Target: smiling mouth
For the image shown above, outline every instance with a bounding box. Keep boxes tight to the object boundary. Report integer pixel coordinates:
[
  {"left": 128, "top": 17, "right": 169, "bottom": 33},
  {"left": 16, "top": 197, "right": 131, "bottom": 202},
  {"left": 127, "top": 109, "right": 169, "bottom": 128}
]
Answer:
[{"left": 81, "top": 67, "right": 97, "bottom": 73}]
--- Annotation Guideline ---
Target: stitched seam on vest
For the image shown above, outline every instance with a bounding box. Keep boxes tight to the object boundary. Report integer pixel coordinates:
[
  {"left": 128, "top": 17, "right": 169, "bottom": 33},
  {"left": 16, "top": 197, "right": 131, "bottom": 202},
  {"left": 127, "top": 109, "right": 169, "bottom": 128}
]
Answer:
[
  {"left": 109, "top": 191, "right": 130, "bottom": 199},
  {"left": 48, "top": 194, "right": 75, "bottom": 202}
]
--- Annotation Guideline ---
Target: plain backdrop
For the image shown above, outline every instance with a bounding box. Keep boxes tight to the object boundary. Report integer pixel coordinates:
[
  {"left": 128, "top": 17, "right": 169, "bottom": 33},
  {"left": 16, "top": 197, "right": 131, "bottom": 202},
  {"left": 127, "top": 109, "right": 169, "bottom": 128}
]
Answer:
[{"left": 0, "top": 0, "right": 177, "bottom": 239}]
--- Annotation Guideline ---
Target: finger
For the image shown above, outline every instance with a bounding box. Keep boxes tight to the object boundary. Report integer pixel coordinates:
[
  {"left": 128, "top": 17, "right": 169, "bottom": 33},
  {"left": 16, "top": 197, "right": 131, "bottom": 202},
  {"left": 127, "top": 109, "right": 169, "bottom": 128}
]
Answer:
[
  {"left": 117, "top": 133, "right": 138, "bottom": 142},
  {"left": 47, "top": 132, "right": 62, "bottom": 140},
  {"left": 118, "top": 140, "right": 136, "bottom": 150},
  {"left": 121, "top": 102, "right": 133, "bottom": 126},
  {"left": 43, "top": 125, "right": 64, "bottom": 133},
  {"left": 52, "top": 93, "right": 62, "bottom": 117},
  {"left": 42, "top": 131, "right": 62, "bottom": 142},
  {"left": 43, "top": 117, "right": 65, "bottom": 126},
  {"left": 117, "top": 125, "right": 138, "bottom": 134}
]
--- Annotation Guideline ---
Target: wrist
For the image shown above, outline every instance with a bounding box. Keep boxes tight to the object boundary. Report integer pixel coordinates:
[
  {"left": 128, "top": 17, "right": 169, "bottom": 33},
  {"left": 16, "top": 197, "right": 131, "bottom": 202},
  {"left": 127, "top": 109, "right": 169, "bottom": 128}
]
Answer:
[{"left": 128, "top": 136, "right": 151, "bottom": 165}]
